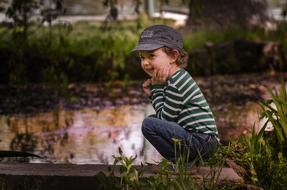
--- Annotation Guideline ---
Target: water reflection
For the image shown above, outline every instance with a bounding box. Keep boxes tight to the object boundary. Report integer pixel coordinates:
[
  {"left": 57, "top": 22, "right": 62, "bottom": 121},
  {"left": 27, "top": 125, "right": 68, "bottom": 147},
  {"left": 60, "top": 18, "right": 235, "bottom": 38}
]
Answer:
[
  {"left": 0, "top": 101, "right": 267, "bottom": 164},
  {"left": 0, "top": 105, "right": 162, "bottom": 164}
]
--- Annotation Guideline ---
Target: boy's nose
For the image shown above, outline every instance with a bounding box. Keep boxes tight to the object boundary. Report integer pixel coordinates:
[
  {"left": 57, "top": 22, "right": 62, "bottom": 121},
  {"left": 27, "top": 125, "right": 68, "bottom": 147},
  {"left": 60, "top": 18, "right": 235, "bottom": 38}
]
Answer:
[{"left": 142, "top": 59, "right": 149, "bottom": 66}]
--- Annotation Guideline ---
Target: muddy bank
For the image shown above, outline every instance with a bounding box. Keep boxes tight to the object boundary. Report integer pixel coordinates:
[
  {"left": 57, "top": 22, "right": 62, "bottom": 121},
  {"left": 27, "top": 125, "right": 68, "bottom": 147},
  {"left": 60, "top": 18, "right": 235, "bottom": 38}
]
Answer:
[{"left": 1, "top": 73, "right": 285, "bottom": 114}]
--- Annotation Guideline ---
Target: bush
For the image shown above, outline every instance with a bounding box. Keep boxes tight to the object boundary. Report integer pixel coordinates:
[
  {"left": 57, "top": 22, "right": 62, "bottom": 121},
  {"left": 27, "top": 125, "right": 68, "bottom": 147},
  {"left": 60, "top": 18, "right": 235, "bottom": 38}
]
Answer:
[{"left": 0, "top": 21, "right": 286, "bottom": 85}]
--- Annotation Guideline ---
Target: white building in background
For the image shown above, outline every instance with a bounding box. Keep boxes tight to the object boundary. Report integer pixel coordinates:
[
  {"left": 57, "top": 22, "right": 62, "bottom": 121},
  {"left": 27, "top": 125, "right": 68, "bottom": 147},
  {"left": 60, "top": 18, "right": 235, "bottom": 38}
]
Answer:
[
  {"left": 0, "top": 13, "right": 4, "bottom": 22},
  {"left": 153, "top": 11, "right": 188, "bottom": 27},
  {"left": 268, "top": 7, "right": 287, "bottom": 20}
]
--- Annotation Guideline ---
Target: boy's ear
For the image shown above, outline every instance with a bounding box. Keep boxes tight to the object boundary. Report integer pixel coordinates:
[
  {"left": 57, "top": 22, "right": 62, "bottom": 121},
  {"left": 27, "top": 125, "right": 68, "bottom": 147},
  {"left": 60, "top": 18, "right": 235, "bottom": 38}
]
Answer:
[{"left": 170, "top": 49, "right": 180, "bottom": 64}]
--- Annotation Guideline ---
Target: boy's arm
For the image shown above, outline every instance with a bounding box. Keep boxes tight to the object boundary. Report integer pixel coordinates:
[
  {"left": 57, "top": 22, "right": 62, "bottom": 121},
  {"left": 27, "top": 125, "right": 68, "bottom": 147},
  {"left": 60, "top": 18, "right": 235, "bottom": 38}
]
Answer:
[{"left": 150, "top": 84, "right": 182, "bottom": 121}]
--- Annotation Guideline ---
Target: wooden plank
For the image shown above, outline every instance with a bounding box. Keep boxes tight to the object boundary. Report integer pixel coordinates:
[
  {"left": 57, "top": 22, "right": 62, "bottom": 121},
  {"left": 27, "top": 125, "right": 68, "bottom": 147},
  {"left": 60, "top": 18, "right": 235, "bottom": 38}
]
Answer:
[{"left": 0, "top": 163, "right": 243, "bottom": 184}]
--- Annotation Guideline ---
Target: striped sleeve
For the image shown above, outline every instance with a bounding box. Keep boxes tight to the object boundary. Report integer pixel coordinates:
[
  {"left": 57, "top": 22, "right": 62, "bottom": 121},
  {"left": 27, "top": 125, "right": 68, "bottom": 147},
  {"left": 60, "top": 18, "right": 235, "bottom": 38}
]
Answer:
[{"left": 151, "top": 83, "right": 183, "bottom": 121}]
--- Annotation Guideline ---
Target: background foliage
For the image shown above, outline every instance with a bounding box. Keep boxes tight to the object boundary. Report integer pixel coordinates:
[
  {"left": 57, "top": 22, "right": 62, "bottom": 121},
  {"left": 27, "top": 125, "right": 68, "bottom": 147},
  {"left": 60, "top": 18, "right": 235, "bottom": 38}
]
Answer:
[{"left": 0, "top": 0, "right": 286, "bottom": 86}]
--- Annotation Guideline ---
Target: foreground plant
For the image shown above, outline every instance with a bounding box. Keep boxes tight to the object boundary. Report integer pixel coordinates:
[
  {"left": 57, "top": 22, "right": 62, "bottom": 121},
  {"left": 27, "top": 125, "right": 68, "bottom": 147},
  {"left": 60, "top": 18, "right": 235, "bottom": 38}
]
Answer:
[
  {"left": 104, "top": 141, "right": 230, "bottom": 190},
  {"left": 260, "top": 78, "right": 287, "bottom": 157},
  {"left": 226, "top": 78, "right": 287, "bottom": 189},
  {"left": 111, "top": 147, "right": 142, "bottom": 190}
]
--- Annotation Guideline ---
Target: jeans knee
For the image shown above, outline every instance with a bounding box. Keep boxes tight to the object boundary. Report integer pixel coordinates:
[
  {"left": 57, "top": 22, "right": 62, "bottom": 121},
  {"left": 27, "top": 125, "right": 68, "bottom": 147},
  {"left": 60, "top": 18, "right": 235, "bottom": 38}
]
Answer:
[{"left": 141, "top": 117, "right": 154, "bottom": 136}]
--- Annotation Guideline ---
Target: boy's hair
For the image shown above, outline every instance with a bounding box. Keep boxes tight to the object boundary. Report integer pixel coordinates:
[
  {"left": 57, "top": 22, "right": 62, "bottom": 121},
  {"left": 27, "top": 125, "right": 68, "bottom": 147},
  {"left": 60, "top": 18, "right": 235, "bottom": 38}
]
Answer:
[{"left": 162, "top": 47, "right": 188, "bottom": 68}]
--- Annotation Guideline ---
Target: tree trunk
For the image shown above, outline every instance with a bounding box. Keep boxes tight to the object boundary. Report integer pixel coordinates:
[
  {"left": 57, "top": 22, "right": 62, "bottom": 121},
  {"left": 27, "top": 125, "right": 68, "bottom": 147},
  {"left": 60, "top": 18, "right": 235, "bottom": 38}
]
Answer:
[{"left": 187, "top": 0, "right": 268, "bottom": 30}]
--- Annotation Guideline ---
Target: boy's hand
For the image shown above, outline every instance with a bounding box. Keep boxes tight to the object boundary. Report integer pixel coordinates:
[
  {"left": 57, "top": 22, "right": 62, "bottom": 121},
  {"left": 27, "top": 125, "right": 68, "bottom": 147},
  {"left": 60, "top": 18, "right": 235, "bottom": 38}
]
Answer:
[
  {"left": 142, "top": 79, "right": 152, "bottom": 96},
  {"left": 152, "top": 66, "right": 170, "bottom": 84}
]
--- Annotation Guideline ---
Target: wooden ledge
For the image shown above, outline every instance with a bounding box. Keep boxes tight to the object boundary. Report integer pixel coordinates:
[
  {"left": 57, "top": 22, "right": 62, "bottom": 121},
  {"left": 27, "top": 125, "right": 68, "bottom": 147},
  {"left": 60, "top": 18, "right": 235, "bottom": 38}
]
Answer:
[{"left": 0, "top": 163, "right": 244, "bottom": 189}]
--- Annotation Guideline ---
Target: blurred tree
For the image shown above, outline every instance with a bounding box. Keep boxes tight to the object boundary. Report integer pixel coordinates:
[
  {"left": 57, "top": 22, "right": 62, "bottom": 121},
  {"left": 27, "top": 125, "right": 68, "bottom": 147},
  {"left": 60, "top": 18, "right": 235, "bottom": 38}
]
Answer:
[
  {"left": 102, "top": 0, "right": 118, "bottom": 21},
  {"left": 3, "top": 0, "right": 39, "bottom": 85},
  {"left": 40, "top": 0, "right": 65, "bottom": 25},
  {"left": 6, "top": 0, "right": 38, "bottom": 30},
  {"left": 134, "top": 0, "right": 141, "bottom": 14},
  {"left": 2, "top": 0, "right": 67, "bottom": 86},
  {"left": 158, "top": 0, "right": 268, "bottom": 30},
  {"left": 282, "top": 1, "right": 287, "bottom": 19},
  {"left": 186, "top": 0, "right": 268, "bottom": 29},
  {"left": 0, "top": 0, "right": 8, "bottom": 12}
]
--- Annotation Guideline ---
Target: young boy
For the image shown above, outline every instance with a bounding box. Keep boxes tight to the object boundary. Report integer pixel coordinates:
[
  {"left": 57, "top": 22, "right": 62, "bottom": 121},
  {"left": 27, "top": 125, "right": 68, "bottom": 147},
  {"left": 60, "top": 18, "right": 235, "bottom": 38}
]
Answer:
[{"left": 132, "top": 25, "right": 219, "bottom": 163}]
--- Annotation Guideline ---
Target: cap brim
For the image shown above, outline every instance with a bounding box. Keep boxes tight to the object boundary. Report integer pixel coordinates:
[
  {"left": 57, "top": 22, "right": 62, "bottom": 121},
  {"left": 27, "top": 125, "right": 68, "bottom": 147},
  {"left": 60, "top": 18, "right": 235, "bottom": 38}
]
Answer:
[{"left": 131, "top": 43, "right": 163, "bottom": 52}]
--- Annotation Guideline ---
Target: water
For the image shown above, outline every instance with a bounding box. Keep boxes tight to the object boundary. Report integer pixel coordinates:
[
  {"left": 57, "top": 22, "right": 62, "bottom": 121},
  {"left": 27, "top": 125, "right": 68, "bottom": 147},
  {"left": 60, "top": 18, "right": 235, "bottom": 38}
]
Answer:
[
  {"left": 0, "top": 100, "right": 264, "bottom": 164},
  {"left": 0, "top": 104, "right": 162, "bottom": 164}
]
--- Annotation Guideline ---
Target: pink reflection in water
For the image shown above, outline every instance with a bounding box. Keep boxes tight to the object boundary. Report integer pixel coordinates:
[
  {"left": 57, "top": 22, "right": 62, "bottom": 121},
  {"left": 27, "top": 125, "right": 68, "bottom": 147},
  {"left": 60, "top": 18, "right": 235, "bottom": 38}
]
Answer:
[{"left": 0, "top": 105, "right": 162, "bottom": 164}]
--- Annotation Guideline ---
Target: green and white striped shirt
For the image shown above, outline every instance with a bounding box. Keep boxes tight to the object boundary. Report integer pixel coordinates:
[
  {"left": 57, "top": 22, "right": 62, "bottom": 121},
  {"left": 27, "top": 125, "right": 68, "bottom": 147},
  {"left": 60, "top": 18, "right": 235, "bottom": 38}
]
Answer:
[{"left": 150, "top": 69, "right": 219, "bottom": 138}]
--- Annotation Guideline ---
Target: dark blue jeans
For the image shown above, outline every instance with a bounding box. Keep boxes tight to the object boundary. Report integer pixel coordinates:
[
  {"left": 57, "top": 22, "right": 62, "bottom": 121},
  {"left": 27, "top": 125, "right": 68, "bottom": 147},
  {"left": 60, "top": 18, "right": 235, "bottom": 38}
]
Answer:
[{"left": 142, "top": 116, "right": 219, "bottom": 163}]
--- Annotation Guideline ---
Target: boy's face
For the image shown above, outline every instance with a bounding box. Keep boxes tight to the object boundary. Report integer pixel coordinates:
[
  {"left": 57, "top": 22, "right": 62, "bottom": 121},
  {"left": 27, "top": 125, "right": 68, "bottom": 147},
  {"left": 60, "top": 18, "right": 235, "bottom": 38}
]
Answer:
[{"left": 138, "top": 48, "right": 173, "bottom": 77}]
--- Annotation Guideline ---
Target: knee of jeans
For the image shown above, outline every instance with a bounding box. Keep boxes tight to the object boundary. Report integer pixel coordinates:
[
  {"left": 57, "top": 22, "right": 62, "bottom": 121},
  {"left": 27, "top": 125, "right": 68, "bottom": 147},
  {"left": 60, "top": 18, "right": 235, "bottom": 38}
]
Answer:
[{"left": 141, "top": 117, "right": 154, "bottom": 135}]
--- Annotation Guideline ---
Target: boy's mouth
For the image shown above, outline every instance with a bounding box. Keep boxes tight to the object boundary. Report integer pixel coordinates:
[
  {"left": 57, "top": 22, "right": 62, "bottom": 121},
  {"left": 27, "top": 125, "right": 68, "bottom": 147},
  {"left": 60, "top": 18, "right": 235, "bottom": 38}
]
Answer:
[{"left": 144, "top": 68, "right": 154, "bottom": 76}]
